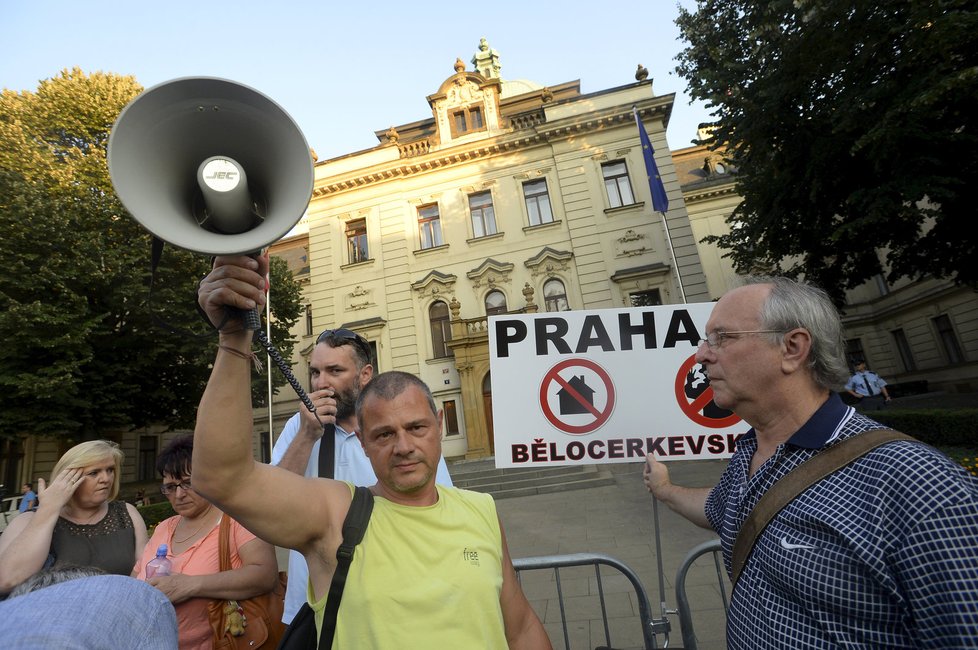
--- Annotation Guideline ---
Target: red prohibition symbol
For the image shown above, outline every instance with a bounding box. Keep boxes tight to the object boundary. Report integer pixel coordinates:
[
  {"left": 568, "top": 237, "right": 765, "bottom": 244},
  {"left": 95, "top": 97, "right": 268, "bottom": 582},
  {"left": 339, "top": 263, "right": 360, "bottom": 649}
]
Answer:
[
  {"left": 674, "top": 354, "right": 741, "bottom": 429},
  {"left": 539, "top": 358, "right": 616, "bottom": 435}
]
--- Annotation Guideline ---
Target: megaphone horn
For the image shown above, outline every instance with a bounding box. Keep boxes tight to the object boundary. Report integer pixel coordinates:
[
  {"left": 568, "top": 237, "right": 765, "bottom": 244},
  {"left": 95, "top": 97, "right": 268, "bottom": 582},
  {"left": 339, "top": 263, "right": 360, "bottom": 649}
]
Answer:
[{"left": 107, "top": 77, "right": 313, "bottom": 256}]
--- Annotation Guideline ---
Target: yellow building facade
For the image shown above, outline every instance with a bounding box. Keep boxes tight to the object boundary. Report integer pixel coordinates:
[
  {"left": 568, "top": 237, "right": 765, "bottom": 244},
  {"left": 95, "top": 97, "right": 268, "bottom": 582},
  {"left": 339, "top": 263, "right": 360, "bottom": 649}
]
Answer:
[{"left": 265, "top": 47, "right": 711, "bottom": 459}]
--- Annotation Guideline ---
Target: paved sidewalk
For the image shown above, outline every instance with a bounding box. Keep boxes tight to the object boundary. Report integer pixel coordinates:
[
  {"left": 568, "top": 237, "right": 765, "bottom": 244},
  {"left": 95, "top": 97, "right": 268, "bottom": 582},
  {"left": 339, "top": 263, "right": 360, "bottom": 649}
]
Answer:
[{"left": 496, "top": 459, "right": 729, "bottom": 650}]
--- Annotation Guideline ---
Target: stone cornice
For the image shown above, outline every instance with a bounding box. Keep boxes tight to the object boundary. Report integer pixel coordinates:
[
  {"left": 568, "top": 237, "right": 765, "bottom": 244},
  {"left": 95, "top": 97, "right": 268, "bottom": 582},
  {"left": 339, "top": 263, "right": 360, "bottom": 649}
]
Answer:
[
  {"left": 682, "top": 183, "right": 739, "bottom": 204},
  {"left": 313, "top": 101, "right": 671, "bottom": 198}
]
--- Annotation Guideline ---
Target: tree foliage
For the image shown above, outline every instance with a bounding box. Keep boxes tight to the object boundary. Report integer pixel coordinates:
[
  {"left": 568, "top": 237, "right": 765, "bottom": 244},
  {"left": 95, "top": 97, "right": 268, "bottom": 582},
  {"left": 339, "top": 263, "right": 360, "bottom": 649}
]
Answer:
[
  {"left": 0, "top": 69, "right": 302, "bottom": 441},
  {"left": 675, "top": 0, "right": 978, "bottom": 303}
]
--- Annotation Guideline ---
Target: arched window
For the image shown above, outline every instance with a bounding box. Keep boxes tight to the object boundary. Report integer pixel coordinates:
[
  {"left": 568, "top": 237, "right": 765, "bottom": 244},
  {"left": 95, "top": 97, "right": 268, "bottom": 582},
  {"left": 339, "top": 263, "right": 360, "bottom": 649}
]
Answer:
[
  {"left": 485, "top": 290, "right": 507, "bottom": 317},
  {"left": 429, "top": 301, "right": 453, "bottom": 358},
  {"left": 543, "top": 279, "right": 569, "bottom": 312}
]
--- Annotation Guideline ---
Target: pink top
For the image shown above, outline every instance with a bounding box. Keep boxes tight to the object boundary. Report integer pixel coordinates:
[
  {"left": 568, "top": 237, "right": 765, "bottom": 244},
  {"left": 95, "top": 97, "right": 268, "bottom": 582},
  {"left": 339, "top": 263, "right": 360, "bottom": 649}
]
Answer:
[{"left": 137, "top": 514, "right": 257, "bottom": 650}]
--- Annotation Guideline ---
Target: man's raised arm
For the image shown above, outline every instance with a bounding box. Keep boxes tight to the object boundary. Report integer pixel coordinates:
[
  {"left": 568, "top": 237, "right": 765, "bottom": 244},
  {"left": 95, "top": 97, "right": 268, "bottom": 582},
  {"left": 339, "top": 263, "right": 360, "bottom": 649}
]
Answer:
[{"left": 191, "top": 255, "right": 345, "bottom": 552}]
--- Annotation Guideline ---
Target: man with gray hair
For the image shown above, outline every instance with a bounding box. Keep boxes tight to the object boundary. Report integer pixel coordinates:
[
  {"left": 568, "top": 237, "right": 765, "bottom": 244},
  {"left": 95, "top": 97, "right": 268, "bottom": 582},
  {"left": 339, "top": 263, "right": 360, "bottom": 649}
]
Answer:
[{"left": 644, "top": 276, "right": 978, "bottom": 648}]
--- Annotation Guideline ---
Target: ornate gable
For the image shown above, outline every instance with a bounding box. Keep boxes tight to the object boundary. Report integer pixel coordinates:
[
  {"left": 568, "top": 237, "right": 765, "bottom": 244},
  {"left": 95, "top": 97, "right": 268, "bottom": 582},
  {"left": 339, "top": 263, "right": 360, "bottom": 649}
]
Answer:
[
  {"left": 524, "top": 247, "right": 574, "bottom": 278},
  {"left": 411, "top": 269, "right": 457, "bottom": 298},
  {"left": 427, "top": 56, "right": 502, "bottom": 146},
  {"left": 466, "top": 258, "right": 515, "bottom": 289}
]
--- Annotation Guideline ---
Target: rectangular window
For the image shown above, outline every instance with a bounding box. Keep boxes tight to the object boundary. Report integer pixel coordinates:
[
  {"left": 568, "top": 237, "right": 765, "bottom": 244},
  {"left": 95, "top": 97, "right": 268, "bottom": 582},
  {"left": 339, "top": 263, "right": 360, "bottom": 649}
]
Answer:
[
  {"left": 603, "top": 161, "right": 635, "bottom": 208},
  {"left": 443, "top": 400, "right": 461, "bottom": 436},
  {"left": 629, "top": 289, "right": 662, "bottom": 307},
  {"left": 891, "top": 328, "right": 916, "bottom": 372},
  {"left": 933, "top": 314, "right": 964, "bottom": 364},
  {"left": 345, "top": 218, "right": 368, "bottom": 264},
  {"left": 418, "top": 204, "right": 443, "bottom": 249},
  {"left": 137, "top": 436, "right": 157, "bottom": 482},
  {"left": 469, "top": 191, "right": 497, "bottom": 238},
  {"left": 450, "top": 105, "right": 486, "bottom": 137},
  {"left": 367, "top": 340, "right": 379, "bottom": 372},
  {"left": 304, "top": 304, "right": 313, "bottom": 336},
  {"left": 523, "top": 179, "right": 554, "bottom": 225},
  {"left": 454, "top": 110, "right": 467, "bottom": 133},
  {"left": 845, "top": 338, "right": 866, "bottom": 366}
]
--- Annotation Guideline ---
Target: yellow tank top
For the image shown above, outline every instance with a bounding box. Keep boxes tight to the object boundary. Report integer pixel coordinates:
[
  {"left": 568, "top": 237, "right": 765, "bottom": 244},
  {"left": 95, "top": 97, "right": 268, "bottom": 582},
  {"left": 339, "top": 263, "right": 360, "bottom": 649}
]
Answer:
[{"left": 311, "top": 483, "right": 508, "bottom": 649}]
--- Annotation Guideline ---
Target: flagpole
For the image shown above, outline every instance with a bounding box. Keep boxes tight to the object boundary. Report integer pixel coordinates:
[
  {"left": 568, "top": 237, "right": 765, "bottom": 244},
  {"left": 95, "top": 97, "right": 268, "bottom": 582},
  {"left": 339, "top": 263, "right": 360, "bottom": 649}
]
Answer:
[
  {"left": 266, "top": 283, "right": 274, "bottom": 457},
  {"left": 660, "top": 211, "right": 687, "bottom": 304},
  {"left": 633, "top": 106, "right": 689, "bottom": 637},
  {"left": 633, "top": 106, "right": 687, "bottom": 304}
]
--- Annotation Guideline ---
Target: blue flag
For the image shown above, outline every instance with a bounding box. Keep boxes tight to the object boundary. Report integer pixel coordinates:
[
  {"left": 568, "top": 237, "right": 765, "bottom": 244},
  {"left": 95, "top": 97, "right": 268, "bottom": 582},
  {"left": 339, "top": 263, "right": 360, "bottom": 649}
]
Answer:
[{"left": 634, "top": 109, "right": 669, "bottom": 214}]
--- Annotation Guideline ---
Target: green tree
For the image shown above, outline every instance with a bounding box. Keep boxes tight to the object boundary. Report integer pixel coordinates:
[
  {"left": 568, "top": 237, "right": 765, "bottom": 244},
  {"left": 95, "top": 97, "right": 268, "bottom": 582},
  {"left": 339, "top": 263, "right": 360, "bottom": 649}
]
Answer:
[
  {"left": 0, "top": 68, "right": 302, "bottom": 441},
  {"left": 675, "top": 0, "right": 978, "bottom": 303}
]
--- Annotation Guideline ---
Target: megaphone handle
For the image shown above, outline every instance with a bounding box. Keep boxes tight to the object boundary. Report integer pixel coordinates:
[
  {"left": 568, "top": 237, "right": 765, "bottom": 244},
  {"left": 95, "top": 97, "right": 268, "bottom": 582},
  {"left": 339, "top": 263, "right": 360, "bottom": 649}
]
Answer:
[{"left": 238, "top": 306, "right": 262, "bottom": 332}]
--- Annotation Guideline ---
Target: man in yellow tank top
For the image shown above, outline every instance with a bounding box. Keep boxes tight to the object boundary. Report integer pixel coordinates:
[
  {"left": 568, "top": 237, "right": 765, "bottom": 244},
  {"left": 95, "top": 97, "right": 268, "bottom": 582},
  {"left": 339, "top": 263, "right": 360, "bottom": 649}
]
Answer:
[{"left": 192, "top": 253, "right": 552, "bottom": 649}]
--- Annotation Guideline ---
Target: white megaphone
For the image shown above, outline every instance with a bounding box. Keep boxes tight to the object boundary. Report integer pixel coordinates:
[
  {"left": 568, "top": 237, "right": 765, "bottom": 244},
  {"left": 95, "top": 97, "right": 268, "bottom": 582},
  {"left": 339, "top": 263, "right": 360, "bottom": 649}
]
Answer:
[{"left": 107, "top": 76, "right": 314, "bottom": 256}]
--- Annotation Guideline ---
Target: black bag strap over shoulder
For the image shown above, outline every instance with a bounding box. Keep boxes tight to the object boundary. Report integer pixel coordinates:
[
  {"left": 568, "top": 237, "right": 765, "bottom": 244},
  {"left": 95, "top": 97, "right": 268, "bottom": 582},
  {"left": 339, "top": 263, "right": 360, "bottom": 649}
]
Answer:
[
  {"left": 276, "top": 486, "right": 374, "bottom": 650},
  {"left": 730, "top": 428, "right": 914, "bottom": 587},
  {"left": 324, "top": 486, "right": 373, "bottom": 638}
]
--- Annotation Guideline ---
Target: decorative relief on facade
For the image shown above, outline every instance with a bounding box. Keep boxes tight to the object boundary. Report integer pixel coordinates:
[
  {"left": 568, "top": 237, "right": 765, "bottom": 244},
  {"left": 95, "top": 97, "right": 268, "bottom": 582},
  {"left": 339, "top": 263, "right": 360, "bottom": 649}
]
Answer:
[
  {"left": 512, "top": 168, "right": 551, "bottom": 182},
  {"left": 346, "top": 285, "right": 375, "bottom": 311},
  {"left": 449, "top": 296, "right": 461, "bottom": 320},
  {"left": 409, "top": 194, "right": 441, "bottom": 207},
  {"left": 411, "top": 270, "right": 457, "bottom": 297},
  {"left": 591, "top": 152, "right": 608, "bottom": 162},
  {"left": 524, "top": 247, "right": 574, "bottom": 278},
  {"left": 447, "top": 79, "right": 480, "bottom": 107},
  {"left": 466, "top": 258, "right": 514, "bottom": 289},
  {"left": 483, "top": 91, "right": 499, "bottom": 130},
  {"left": 615, "top": 229, "right": 651, "bottom": 257},
  {"left": 460, "top": 180, "right": 496, "bottom": 194}
]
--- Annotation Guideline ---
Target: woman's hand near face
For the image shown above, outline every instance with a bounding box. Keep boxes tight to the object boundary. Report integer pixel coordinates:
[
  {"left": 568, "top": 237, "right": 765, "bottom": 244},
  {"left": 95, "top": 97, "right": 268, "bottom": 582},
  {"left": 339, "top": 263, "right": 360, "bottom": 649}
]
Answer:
[{"left": 36, "top": 467, "right": 85, "bottom": 512}]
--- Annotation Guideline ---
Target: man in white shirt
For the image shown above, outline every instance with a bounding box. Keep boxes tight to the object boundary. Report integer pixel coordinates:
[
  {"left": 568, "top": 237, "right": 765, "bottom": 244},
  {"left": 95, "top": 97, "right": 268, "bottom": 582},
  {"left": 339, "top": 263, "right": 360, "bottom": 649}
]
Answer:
[{"left": 271, "top": 328, "right": 453, "bottom": 623}]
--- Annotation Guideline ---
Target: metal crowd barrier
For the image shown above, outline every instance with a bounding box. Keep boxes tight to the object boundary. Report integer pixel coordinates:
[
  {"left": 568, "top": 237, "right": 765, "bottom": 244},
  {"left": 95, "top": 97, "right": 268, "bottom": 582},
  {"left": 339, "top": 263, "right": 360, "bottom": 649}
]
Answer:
[
  {"left": 674, "top": 538, "right": 728, "bottom": 650},
  {"left": 513, "top": 539, "right": 729, "bottom": 649},
  {"left": 513, "top": 552, "right": 661, "bottom": 649}
]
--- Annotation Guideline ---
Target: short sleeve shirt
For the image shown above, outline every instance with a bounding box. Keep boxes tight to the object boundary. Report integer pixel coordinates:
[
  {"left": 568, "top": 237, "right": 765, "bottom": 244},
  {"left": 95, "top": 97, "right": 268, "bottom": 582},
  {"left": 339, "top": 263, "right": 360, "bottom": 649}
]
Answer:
[{"left": 705, "top": 393, "right": 978, "bottom": 648}]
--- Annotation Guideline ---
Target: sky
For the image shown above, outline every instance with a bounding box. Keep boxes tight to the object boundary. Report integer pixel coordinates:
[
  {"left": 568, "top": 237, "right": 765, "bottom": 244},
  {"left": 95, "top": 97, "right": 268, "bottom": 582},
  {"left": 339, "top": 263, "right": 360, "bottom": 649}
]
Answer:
[{"left": 2, "top": 1, "right": 712, "bottom": 159}]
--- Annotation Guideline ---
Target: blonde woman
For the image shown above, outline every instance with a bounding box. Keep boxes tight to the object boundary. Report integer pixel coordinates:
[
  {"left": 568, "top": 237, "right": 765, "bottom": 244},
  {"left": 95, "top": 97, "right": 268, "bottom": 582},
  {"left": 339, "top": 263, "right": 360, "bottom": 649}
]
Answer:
[{"left": 0, "top": 440, "right": 148, "bottom": 594}]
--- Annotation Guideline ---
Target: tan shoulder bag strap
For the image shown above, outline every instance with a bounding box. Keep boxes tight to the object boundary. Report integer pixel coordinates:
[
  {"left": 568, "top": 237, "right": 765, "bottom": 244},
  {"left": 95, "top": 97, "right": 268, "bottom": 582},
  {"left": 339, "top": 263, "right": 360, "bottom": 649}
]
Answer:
[
  {"left": 730, "top": 429, "right": 914, "bottom": 587},
  {"left": 217, "top": 513, "right": 232, "bottom": 571}
]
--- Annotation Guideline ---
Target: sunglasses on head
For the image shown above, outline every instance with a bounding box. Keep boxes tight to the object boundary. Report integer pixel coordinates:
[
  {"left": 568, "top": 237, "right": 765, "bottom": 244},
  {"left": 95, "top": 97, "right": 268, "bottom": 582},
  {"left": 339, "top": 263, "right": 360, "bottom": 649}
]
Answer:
[{"left": 316, "top": 328, "right": 371, "bottom": 358}]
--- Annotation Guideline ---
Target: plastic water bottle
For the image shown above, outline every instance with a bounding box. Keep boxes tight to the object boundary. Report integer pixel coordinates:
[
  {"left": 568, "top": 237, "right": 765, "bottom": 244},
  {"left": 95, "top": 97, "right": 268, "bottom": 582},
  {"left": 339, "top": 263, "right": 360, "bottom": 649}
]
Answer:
[{"left": 145, "top": 543, "right": 172, "bottom": 579}]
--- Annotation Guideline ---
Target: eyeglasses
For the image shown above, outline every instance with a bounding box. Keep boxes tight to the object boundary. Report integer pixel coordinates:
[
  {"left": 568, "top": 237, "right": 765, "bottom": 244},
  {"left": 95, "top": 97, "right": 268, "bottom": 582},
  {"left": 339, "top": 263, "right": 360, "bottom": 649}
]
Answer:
[
  {"left": 316, "top": 328, "right": 371, "bottom": 359},
  {"left": 160, "top": 480, "right": 194, "bottom": 496},
  {"left": 698, "top": 330, "right": 785, "bottom": 350}
]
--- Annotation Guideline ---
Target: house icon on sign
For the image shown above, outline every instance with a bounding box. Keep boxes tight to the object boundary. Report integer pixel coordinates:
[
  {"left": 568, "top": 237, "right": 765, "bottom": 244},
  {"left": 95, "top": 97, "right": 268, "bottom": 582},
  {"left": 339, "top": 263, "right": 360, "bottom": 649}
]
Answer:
[{"left": 557, "top": 375, "right": 596, "bottom": 414}]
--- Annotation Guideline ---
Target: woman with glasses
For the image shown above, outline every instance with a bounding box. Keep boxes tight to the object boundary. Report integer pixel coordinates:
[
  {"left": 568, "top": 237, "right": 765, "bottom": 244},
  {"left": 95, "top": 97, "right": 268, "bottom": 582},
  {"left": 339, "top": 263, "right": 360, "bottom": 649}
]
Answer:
[
  {"left": 0, "top": 440, "right": 149, "bottom": 595},
  {"left": 136, "top": 434, "right": 281, "bottom": 650}
]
